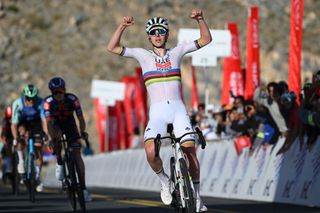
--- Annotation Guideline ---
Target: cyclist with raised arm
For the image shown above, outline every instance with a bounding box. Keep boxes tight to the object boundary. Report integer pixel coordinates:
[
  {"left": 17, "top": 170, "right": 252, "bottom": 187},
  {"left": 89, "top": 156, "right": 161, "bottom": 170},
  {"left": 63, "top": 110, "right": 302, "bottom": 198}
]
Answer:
[
  {"left": 43, "top": 77, "right": 92, "bottom": 202},
  {"left": 107, "top": 8, "right": 212, "bottom": 212},
  {"left": 11, "top": 84, "right": 48, "bottom": 192}
]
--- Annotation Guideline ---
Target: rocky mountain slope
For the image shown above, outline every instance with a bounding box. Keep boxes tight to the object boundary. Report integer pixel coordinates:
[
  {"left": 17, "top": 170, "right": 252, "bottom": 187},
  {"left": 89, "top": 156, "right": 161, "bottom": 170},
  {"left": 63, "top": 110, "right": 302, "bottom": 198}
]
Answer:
[{"left": 0, "top": 0, "right": 319, "bottom": 151}]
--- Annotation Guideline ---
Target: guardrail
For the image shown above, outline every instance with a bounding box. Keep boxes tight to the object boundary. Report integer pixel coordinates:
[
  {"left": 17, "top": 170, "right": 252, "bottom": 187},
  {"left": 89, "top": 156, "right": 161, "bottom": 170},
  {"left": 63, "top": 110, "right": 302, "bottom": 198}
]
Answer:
[{"left": 43, "top": 136, "right": 320, "bottom": 207}]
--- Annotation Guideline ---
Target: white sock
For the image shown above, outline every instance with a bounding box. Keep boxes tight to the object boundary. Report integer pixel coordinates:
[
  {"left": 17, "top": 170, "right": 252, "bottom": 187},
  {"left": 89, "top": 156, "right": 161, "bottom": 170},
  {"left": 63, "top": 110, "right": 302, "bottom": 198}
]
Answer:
[
  {"left": 17, "top": 150, "right": 24, "bottom": 164},
  {"left": 36, "top": 166, "right": 41, "bottom": 180},
  {"left": 156, "top": 168, "right": 169, "bottom": 185}
]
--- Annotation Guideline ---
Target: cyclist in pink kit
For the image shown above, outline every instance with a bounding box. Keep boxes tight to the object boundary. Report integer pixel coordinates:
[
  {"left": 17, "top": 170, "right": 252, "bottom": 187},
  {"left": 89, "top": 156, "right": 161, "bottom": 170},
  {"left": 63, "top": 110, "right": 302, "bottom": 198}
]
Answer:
[{"left": 107, "top": 8, "right": 212, "bottom": 212}]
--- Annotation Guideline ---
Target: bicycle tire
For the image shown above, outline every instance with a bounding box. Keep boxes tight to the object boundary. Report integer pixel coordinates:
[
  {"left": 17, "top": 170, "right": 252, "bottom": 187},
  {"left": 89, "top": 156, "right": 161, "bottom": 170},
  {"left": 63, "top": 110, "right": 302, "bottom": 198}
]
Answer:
[
  {"left": 28, "top": 154, "right": 36, "bottom": 203},
  {"left": 76, "top": 182, "right": 86, "bottom": 213},
  {"left": 179, "top": 158, "right": 195, "bottom": 213},
  {"left": 11, "top": 152, "right": 19, "bottom": 195},
  {"left": 65, "top": 160, "right": 77, "bottom": 211},
  {"left": 170, "top": 157, "right": 181, "bottom": 210}
]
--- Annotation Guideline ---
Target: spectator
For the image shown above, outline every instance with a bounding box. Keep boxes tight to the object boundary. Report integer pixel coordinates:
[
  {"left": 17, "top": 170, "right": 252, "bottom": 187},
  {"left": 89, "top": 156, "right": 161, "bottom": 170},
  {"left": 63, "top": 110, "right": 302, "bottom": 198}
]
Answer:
[
  {"left": 277, "top": 91, "right": 301, "bottom": 154},
  {"left": 253, "top": 85, "right": 288, "bottom": 138},
  {"left": 200, "top": 105, "right": 219, "bottom": 141},
  {"left": 299, "top": 73, "right": 320, "bottom": 150}
]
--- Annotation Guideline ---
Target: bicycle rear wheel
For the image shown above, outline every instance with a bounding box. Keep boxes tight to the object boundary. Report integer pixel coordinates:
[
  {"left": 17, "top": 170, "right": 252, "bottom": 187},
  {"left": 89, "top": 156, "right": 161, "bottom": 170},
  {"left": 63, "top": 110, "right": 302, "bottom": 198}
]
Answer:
[{"left": 179, "top": 158, "right": 195, "bottom": 213}]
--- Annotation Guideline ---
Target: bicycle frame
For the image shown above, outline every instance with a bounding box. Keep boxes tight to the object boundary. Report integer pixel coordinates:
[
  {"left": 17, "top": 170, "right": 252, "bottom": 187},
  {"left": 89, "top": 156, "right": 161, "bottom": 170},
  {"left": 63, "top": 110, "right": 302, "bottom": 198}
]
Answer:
[
  {"left": 155, "top": 124, "right": 206, "bottom": 212},
  {"left": 26, "top": 137, "right": 35, "bottom": 179},
  {"left": 26, "top": 136, "right": 37, "bottom": 203}
]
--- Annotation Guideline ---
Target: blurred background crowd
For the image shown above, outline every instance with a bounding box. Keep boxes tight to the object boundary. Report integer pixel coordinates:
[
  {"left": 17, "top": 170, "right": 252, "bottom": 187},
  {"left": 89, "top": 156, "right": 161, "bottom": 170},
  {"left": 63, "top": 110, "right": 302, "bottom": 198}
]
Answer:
[{"left": 190, "top": 70, "right": 320, "bottom": 154}]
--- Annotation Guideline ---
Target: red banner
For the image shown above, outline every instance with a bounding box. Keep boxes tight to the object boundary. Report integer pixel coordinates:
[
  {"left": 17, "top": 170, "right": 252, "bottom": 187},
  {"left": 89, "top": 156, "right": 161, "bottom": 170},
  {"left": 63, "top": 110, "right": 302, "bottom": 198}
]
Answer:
[
  {"left": 288, "top": 0, "right": 304, "bottom": 104},
  {"left": 122, "top": 76, "right": 139, "bottom": 147},
  {"left": 94, "top": 98, "right": 107, "bottom": 152},
  {"left": 115, "top": 101, "right": 128, "bottom": 150},
  {"left": 191, "top": 65, "right": 200, "bottom": 110},
  {"left": 107, "top": 105, "right": 119, "bottom": 151},
  {"left": 221, "top": 23, "right": 244, "bottom": 106},
  {"left": 245, "top": 6, "right": 260, "bottom": 100},
  {"left": 135, "top": 67, "right": 148, "bottom": 128}
]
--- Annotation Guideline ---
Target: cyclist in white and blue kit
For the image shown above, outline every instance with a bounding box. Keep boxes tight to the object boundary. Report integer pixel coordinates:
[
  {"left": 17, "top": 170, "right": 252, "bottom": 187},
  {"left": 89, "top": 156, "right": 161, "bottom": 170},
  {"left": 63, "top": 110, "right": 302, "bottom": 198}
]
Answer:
[{"left": 107, "top": 8, "right": 212, "bottom": 212}]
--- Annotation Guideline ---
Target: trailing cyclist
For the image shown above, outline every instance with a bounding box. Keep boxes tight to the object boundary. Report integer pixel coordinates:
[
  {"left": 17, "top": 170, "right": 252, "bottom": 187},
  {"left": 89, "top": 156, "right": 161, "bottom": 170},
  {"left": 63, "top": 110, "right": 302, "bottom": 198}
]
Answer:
[
  {"left": 11, "top": 84, "right": 49, "bottom": 192},
  {"left": 1, "top": 106, "right": 13, "bottom": 182},
  {"left": 107, "top": 8, "right": 212, "bottom": 212},
  {"left": 44, "top": 77, "right": 92, "bottom": 202}
]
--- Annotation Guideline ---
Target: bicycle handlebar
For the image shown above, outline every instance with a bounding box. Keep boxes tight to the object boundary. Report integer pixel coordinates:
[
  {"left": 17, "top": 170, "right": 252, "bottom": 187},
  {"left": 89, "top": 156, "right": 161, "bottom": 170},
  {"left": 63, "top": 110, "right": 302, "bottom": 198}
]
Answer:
[{"left": 154, "top": 127, "right": 207, "bottom": 157}]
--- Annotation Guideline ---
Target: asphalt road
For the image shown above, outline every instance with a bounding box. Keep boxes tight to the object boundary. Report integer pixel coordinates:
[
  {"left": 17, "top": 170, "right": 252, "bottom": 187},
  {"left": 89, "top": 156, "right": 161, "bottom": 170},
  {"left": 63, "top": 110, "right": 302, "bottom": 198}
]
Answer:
[{"left": 0, "top": 181, "right": 319, "bottom": 213}]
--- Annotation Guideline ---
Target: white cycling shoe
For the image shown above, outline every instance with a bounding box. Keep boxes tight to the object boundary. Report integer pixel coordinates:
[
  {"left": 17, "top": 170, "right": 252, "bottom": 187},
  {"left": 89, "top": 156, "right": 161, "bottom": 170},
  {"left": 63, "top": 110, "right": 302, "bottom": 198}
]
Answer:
[
  {"left": 160, "top": 180, "right": 172, "bottom": 205},
  {"left": 55, "top": 163, "right": 64, "bottom": 181},
  {"left": 196, "top": 197, "right": 208, "bottom": 212},
  {"left": 36, "top": 181, "right": 44, "bottom": 192},
  {"left": 83, "top": 189, "right": 92, "bottom": 202}
]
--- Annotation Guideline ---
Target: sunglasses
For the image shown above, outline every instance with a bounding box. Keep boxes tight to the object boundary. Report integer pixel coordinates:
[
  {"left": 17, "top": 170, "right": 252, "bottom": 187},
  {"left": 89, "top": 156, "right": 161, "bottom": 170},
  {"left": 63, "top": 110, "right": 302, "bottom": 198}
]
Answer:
[
  {"left": 148, "top": 28, "right": 167, "bottom": 36},
  {"left": 26, "top": 96, "right": 36, "bottom": 101},
  {"left": 53, "top": 90, "right": 64, "bottom": 95}
]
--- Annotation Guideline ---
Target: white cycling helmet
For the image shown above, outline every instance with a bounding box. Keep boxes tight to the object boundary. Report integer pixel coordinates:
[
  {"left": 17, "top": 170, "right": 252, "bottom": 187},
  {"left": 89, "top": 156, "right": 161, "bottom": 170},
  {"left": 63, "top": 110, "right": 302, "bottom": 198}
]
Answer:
[{"left": 145, "top": 17, "right": 169, "bottom": 34}]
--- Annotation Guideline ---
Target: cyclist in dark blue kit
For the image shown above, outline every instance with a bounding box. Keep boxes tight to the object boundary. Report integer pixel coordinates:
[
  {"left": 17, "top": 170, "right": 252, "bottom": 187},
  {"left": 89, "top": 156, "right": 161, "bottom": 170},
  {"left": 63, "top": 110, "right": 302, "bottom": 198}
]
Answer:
[{"left": 44, "top": 77, "right": 91, "bottom": 202}]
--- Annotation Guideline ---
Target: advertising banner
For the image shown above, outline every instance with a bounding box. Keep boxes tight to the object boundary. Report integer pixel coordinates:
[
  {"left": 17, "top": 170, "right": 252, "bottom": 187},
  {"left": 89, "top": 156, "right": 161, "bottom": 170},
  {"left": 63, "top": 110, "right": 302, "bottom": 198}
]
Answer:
[
  {"left": 245, "top": 6, "right": 260, "bottom": 100},
  {"left": 221, "top": 23, "right": 244, "bottom": 106},
  {"left": 94, "top": 98, "right": 107, "bottom": 152},
  {"left": 288, "top": 0, "right": 304, "bottom": 104}
]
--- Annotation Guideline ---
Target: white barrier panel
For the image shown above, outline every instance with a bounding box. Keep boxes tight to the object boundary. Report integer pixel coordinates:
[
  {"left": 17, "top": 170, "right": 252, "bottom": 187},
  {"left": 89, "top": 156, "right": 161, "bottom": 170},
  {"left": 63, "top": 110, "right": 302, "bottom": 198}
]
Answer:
[
  {"left": 255, "top": 137, "right": 285, "bottom": 202},
  {"left": 43, "top": 137, "right": 320, "bottom": 207},
  {"left": 295, "top": 139, "right": 320, "bottom": 206}
]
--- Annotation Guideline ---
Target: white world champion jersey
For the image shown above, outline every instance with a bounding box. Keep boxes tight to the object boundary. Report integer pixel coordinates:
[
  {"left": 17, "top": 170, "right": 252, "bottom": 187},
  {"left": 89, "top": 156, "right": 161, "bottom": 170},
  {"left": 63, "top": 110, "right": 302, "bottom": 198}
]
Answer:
[{"left": 119, "top": 40, "right": 202, "bottom": 105}]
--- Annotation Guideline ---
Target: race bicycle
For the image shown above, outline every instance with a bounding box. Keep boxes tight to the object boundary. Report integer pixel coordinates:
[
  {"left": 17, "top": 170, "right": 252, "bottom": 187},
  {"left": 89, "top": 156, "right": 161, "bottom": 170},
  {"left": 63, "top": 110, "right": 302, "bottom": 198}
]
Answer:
[
  {"left": 60, "top": 133, "right": 86, "bottom": 213},
  {"left": 154, "top": 124, "right": 206, "bottom": 213}
]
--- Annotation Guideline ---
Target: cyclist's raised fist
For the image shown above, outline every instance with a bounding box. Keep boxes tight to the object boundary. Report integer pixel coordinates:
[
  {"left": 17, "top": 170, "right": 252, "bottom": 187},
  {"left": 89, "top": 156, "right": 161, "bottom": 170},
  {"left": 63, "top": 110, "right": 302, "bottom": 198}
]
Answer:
[
  {"left": 190, "top": 8, "right": 203, "bottom": 21},
  {"left": 122, "top": 16, "right": 134, "bottom": 27}
]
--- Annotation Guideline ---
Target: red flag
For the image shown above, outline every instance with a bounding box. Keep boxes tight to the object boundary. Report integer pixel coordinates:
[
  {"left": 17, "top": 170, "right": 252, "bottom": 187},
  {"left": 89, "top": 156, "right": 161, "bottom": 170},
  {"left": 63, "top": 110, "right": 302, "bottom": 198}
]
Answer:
[
  {"left": 107, "top": 105, "right": 119, "bottom": 151},
  {"left": 288, "top": 0, "right": 304, "bottom": 104},
  {"left": 115, "top": 101, "right": 128, "bottom": 150},
  {"left": 191, "top": 65, "right": 200, "bottom": 110},
  {"left": 94, "top": 98, "right": 107, "bottom": 152},
  {"left": 245, "top": 6, "right": 260, "bottom": 100},
  {"left": 135, "top": 67, "right": 148, "bottom": 128},
  {"left": 221, "top": 23, "right": 244, "bottom": 106},
  {"left": 122, "top": 76, "right": 139, "bottom": 147}
]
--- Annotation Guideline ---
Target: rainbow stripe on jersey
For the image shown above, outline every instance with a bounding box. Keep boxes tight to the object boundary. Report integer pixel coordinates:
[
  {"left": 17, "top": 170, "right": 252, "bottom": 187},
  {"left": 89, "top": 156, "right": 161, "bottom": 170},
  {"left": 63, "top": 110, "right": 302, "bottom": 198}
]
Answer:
[{"left": 143, "top": 68, "right": 181, "bottom": 87}]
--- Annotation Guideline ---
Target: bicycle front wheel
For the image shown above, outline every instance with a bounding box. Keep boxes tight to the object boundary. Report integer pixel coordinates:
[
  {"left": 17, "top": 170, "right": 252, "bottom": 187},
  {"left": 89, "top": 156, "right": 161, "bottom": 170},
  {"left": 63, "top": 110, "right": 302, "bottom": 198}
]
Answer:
[
  {"left": 65, "top": 161, "right": 77, "bottom": 211},
  {"left": 75, "top": 164, "right": 86, "bottom": 213},
  {"left": 179, "top": 158, "right": 195, "bottom": 213},
  {"left": 28, "top": 154, "right": 36, "bottom": 203}
]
